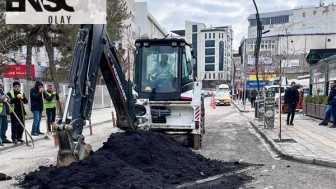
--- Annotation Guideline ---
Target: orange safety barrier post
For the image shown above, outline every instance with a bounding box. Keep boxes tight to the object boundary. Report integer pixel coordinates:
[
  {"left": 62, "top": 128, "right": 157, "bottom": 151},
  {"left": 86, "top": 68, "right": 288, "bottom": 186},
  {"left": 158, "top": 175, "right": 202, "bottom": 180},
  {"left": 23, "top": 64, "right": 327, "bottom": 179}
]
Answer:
[
  {"left": 52, "top": 122, "right": 59, "bottom": 147},
  {"left": 112, "top": 111, "right": 116, "bottom": 127}
]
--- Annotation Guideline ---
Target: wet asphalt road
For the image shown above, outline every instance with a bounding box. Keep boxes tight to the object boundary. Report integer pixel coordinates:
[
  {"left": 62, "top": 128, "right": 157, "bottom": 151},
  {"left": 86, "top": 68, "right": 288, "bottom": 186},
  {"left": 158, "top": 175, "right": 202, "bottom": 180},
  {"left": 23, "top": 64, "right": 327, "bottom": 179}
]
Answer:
[{"left": 197, "top": 97, "right": 336, "bottom": 189}]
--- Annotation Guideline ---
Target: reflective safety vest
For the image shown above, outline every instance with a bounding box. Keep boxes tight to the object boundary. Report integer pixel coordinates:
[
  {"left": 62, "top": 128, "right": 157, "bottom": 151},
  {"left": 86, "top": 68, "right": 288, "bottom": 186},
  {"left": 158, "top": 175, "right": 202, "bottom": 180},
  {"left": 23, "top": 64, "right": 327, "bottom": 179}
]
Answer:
[
  {"left": 0, "top": 100, "right": 3, "bottom": 114},
  {"left": 9, "top": 90, "right": 24, "bottom": 113},
  {"left": 44, "top": 91, "right": 56, "bottom": 109}
]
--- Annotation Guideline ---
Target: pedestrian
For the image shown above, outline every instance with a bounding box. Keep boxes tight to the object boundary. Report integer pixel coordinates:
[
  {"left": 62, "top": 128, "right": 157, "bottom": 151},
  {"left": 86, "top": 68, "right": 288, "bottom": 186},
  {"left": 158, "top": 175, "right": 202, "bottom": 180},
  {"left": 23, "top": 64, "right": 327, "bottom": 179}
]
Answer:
[
  {"left": 284, "top": 81, "right": 300, "bottom": 125},
  {"left": 319, "top": 81, "right": 335, "bottom": 126},
  {"left": 44, "top": 85, "right": 59, "bottom": 132},
  {"left": 0, "top": 83, "right": 11, "bottom": 145},
  {"left": 30, "top": 81, "right": 46, "bottom": 136},
  {"left": 328, "top": 80, "right": 336, "bottom": 128},
  {"left": 251, "top": 88, "right": 257, "bottom": 108},
  {"left": 7, "top": 81, "right": 28, "bottom": 144}
]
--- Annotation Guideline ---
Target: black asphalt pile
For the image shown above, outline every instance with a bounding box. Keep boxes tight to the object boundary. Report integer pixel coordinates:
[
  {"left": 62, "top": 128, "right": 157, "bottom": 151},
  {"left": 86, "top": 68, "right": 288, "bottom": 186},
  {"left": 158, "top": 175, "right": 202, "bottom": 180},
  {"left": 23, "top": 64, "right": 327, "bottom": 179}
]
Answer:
[{"left": 19, "top": 130, "right": 250, "bottom": 189}]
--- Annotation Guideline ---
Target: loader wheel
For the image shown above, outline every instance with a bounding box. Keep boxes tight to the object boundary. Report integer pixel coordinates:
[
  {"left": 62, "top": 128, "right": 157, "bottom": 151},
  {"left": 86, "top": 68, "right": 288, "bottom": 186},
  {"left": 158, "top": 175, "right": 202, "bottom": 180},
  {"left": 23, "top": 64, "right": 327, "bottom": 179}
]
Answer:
[
  {"left": 194, "top": 134, "right": 201, "bottom": 150},
  {"left": 187, "top": 134, "right": 201, "bottom": 150}
]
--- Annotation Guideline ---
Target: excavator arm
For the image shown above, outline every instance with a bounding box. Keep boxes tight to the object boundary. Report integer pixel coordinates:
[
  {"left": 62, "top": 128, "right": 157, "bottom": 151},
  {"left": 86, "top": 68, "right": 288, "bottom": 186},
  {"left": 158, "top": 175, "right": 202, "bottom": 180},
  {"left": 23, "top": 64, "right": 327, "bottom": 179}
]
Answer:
[{"left": 54, "top": 24, "right": 137, "bottom": 167}]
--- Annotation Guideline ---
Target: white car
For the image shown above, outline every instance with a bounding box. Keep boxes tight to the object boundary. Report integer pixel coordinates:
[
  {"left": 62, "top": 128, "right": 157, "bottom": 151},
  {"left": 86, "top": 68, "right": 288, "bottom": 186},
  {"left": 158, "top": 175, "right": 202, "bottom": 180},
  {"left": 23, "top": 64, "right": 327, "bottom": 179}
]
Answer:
[{"left": 267, "top": 85, "right": 290, "bottom": 105}]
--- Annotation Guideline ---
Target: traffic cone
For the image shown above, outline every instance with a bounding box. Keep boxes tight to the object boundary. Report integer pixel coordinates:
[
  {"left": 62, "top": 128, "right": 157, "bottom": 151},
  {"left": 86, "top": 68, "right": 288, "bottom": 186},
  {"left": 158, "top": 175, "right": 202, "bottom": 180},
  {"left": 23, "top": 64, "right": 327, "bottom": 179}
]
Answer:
[{"left": 212, "top": 98, "right": 216, "bottom": 109}]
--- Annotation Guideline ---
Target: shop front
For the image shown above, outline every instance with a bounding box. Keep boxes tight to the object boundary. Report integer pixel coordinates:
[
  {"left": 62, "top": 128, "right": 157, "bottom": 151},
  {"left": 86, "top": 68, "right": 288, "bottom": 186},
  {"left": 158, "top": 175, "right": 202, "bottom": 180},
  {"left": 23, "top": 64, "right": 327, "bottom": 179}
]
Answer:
[{"left": 309, "top": 54, "right": 336, "bottom": 96}]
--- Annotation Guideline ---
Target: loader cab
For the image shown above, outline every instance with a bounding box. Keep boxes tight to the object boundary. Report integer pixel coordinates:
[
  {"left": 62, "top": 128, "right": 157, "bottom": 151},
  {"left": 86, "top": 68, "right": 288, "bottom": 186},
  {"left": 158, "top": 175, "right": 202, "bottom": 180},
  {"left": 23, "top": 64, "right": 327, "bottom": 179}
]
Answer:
[{"left": 133, "top": 38, "right": 195, "bottom": 101}]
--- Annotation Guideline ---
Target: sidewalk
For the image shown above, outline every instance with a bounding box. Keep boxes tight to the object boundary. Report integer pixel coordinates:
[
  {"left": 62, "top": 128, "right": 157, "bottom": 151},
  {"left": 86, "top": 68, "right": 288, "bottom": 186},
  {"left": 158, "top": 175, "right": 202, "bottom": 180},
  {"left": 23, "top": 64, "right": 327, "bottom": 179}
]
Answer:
[
  {"left": 0, "top": 108, "right": 115, "bottom": 152},
  {"left": 233, "top": 100, "right": 336, "bottom": 168}
]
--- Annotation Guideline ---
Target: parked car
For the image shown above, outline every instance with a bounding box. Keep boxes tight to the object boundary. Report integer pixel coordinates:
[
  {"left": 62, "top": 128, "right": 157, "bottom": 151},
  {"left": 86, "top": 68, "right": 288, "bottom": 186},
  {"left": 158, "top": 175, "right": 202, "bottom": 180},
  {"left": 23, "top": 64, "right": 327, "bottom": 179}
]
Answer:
[
  {"left": 201, "top": 90, "right": 209, "bottom": 97},
  {"left": 267, "top": 85, "right": 291, "bottom": 105},
  {"left": 214, "top": 92, "right": 231, "bottom": 106}
]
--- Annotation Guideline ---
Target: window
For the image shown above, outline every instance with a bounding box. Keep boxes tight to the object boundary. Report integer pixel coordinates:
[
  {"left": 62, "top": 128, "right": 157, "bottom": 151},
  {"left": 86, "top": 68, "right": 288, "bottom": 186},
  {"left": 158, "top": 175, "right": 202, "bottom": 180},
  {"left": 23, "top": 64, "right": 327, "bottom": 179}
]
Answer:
[
  {"left": 219, "top": 33, "right": 221, "bottom": 38},
  {"left": 205, "top": 40, "right": 215, "bottom": 47},
  {"left": 221, "top": 33, "right": 223, "bottom": 38},
  {"left": 205, "top": 65, "right": 215, "bottom": 71},
  {"left": 204, "top": 74, "right": 207, "bottom": 79},
  {"left": 182, "top": 46, "right": 193, "bottom": 85},
  {"left": 209, "top": 33, "right": 211, "bottom": 39},
  {"left": 267, "top": 87, "right": 284, "bottom": 93},
  {"left": 140, "top": 45, "right": 179, "bottom": 93},
  {"left": 192, "top": 25, "right": 198, "bottom": 32},
  {"left": 213, "top": 33, "right": 215, "bottom": 38},
  {"left": 249, "top": 19, "right": 257, "bottom": 26},
  {"left": 260, "top": 18, "right": 270, "bottom": 25},
  {"left": 213, "top": 73, "right": 215, "bottom": 79},
  {"left": 205, "top": 56, "right": 215, "bottom": 63},
  {"left": 205, "top": 33, "right": 207, "bottom": 39},
  {"left": 36, "top": 47, "right": 40, "bottom": 52},
  {"left": 249, "top": 18, "right": 272, "bottom": 26},
  {"left": 205, "top": 48, "right": 215, "bottom": 55},
  {"left": 271, "top": 15, "right": 289, "bottom": 25},
  {"left": 192, "top": 34, "right": 197, "bottom": 56},
  {"left": 219, "top": 41, "right": 224, "bottom": 71}
]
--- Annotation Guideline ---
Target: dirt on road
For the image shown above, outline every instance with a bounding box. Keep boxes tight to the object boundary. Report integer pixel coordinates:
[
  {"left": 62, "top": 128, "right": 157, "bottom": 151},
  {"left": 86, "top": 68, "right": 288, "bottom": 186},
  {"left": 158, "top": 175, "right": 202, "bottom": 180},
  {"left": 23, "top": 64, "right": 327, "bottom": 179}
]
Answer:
[{"left": 19, "top": 130, "right": 252, "bottom": 189}]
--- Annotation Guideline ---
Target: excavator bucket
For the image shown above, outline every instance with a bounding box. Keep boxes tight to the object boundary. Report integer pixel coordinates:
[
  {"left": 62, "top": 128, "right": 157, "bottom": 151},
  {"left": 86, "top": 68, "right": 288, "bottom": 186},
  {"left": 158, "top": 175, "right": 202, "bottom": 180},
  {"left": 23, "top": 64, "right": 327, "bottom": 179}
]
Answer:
[
  {"left": 57, "top": 150, "right": 78, "bottom": 167},
  {"left": 56, "top": 143, "right": 92, "bottom": 167}
]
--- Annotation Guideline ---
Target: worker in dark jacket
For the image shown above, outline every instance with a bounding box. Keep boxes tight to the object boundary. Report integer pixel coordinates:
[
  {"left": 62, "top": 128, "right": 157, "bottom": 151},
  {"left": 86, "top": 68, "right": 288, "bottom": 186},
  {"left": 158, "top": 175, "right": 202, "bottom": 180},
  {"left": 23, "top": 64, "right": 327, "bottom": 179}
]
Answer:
[
  {"left": 30, "top": 81, "right": 48, "bottom": 136},
  {"left": 44, "top": 84, "right": 59, "bottom": 132},
  {"left": 284, "top": 81, "right": 300, "bottom": 125},
  {"left": 251, "top": 88, "right": 258, "bottom": 108},
  {"left": 7, "top": 81, "right": 28, "bottom": 144},
  {"left": 328, "top": 80, "right": 336, "bottom": 128}
]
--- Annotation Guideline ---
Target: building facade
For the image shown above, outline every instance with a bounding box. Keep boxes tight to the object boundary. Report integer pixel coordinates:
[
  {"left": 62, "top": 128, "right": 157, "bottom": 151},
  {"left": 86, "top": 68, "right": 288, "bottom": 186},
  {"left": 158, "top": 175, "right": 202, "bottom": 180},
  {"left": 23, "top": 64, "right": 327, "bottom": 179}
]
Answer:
[
  {"left": 173, "top": 21, "right": 234, "bottom": 88},
  {"left": 120, "top": 0, "right": 168, "bottom": 49},
  {"left": 241, "top": 3, "right": 336, "bottom": 81}
]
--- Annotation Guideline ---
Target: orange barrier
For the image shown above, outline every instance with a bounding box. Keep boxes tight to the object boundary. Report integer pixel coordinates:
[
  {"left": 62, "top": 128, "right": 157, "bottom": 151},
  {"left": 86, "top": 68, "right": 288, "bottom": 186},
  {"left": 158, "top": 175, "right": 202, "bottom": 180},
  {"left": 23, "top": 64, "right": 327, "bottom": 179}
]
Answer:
[
  {"left": 112, "top": 111, "right": 116, "bottom": 127},
  {"left": 52, "top": 122, "right": 59, "bottom": 147}
]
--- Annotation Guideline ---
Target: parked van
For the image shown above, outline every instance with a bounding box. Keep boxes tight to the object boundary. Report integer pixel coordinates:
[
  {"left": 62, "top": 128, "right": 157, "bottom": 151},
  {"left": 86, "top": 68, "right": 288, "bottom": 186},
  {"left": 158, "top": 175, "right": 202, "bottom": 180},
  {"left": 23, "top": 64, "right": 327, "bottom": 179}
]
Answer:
[{"left": 267, "top": 85, "right": 291, "bottom": 106}]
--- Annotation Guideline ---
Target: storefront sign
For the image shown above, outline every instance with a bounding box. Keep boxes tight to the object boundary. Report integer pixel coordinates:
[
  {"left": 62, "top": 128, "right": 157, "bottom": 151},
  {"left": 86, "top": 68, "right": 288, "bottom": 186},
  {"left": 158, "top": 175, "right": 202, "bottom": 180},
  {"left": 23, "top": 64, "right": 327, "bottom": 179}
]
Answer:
[
  {"left": 281, "top": 60, "right": 300, "bottom": 68},
  {"left": 249, "top": 74, "right": 276, "bottom": 81},
  {"left": 246, "top": 80, "right": 269, "bottom": 88},
  {"left": 247, "top": 51, "right": 273, "bottom": 66},
  {"left": 4, "top": 64, "right": 35, "bottom": 79}
]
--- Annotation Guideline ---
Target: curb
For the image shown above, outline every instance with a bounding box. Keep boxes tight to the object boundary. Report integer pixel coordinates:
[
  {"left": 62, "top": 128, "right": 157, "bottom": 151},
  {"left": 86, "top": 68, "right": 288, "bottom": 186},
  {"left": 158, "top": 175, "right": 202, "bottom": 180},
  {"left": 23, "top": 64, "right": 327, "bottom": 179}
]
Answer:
[
  {"left": 232, "top": 101, "right": 250, "bottom": 113},
  {"left": 0, "top": 120, "right": 112, "bottom": 152},
  {"left": 249, "top": 120, "right": 336, "bottom": 168}
]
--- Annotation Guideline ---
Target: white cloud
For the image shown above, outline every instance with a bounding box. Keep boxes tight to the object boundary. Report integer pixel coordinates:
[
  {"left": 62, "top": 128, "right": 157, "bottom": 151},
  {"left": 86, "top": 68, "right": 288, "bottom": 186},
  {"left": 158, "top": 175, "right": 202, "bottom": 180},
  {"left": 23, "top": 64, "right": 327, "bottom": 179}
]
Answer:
[{"left": 140, "top": 0, "right": 336, "bottom": 50}]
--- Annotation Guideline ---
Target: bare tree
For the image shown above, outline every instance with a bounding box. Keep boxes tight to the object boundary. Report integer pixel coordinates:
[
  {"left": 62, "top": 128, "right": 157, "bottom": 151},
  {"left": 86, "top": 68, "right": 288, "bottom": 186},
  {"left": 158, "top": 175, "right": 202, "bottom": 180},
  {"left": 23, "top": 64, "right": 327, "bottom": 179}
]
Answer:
[
  {"left": 117, "top": 25, "right": 136, "bottom": 80},
  {"left": 271, "top": 26, "right": 303, "bottom": 140}
]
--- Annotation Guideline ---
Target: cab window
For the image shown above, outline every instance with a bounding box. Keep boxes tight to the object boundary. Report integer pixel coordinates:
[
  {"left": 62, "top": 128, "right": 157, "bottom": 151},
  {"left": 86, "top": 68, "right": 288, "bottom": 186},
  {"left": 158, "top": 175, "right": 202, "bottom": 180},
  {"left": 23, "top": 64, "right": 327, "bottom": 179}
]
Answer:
[{"left": 182, "top": 46, "right": 193, "bottom": 85}]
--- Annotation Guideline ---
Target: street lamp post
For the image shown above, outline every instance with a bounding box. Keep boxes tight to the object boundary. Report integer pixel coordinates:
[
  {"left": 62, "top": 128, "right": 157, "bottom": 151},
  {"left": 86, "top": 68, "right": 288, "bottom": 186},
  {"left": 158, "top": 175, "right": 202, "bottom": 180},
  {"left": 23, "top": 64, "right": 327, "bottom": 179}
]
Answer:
[{"left": 228, "top": 54, "right": 236, "bottom": 94}]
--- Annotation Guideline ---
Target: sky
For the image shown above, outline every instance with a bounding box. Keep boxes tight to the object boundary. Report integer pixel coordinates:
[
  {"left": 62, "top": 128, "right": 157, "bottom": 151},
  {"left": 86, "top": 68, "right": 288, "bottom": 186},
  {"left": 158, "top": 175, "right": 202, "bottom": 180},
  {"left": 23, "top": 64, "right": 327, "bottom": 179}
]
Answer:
[{"left": 137, "top": 0, "right": 336, "bottom": 51}]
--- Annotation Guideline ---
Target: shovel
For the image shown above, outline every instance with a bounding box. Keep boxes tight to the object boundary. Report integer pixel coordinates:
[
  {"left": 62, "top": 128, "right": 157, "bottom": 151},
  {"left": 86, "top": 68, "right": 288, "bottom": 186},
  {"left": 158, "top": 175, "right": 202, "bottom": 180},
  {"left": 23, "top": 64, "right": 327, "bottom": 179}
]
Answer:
[
  {"left": 41, "top": 91, "right": 51, "bottom": 139},
  {"left": 19, "top": 99, "right": 29, "bottom": 146}
]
